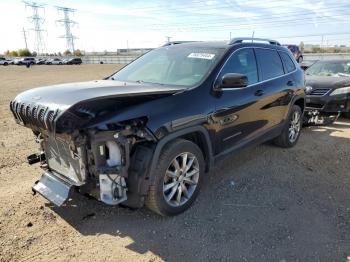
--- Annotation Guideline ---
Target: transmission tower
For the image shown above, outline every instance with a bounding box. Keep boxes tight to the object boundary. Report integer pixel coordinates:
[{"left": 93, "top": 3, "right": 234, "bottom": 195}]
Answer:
[
  {"left": 56, "top": 6, "right": 77, "bottom": 53},
  {"left": 23, "top": 1, "right": 46, "bottom": 54}
]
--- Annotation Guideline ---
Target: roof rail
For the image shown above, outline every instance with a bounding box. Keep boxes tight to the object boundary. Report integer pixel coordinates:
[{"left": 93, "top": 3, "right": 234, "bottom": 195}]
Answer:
[
  {"left": 162, "top": 41, "right": 199, "bottom": 47},
  {"left": 229, "top": 37, "right": 280, "bottom": 46}
]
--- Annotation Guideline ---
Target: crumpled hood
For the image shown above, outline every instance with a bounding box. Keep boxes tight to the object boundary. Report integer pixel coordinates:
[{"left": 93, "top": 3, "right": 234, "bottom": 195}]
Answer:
[
  {"left": 13, "top": 80, "right": 184, "bottom": 111},
  {"left": 10, "top": 80, "right": 184, "bottom": 133},
  {"left": 305, "top": 75, "right": 350, "bottom": 90}
]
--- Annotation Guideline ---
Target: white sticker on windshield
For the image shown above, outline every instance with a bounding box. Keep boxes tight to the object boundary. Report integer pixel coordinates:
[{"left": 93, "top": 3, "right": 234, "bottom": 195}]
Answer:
[{"left": 188, "top": 53, "right": 215, "bottom": 60}]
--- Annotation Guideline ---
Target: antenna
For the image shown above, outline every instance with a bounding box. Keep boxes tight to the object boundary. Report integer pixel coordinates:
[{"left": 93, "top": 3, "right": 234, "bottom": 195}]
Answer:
[
  {"left": 23, "top": 1, "right": 46, "bottom": 54},
  {"left": 56, "top": 6, "right": 77, "bottom": 53}
]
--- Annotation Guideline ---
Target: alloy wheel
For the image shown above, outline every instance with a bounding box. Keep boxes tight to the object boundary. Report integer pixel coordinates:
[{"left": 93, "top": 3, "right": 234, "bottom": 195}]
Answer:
[
  {"left": 289, "top": 111, "right": 301, "bottom": 143},
  {"left": 163, "top": 152, "right": 200, "bottom": 207}
]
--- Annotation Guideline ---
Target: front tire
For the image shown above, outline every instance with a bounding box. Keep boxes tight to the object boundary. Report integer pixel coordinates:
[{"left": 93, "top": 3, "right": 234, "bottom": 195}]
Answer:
[
  {"left": 145, "top": 139, "right": 205, "bottom": 216},
  {"left": 274, "top": 105, "right": 302, "bottom": 148}
]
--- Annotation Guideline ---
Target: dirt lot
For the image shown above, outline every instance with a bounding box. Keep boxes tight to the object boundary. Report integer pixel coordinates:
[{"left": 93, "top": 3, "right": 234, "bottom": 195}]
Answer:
[{"left": 0, "top": 65, "right": 349, "bottom": 261}]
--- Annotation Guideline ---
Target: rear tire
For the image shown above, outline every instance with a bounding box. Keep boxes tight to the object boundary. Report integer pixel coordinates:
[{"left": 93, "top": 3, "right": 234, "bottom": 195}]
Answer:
[
  {"left": 145, "top": 139, "right": 204, "bottom": 216},
  {"left": 274, "top": 105, "right": 302, "bottom": 148}
]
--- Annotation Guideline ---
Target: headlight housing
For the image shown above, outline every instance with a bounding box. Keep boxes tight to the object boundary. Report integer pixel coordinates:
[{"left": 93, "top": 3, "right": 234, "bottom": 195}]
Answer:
[{"left": 330, "top": 86, "right": 350, "bottom": 96}]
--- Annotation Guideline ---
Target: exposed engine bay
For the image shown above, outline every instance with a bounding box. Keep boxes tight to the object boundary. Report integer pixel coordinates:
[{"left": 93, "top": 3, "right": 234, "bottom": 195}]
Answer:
[{"left": 25, "top": 118, "right": 155, "bottom": 207}]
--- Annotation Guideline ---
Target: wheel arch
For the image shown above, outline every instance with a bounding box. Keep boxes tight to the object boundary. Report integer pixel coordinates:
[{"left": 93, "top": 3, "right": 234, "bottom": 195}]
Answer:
[
  {"left": 282, "top": 94, "right": 305, "bottom": 121},
  {"left": 149, "top": 126, "right": 214, "bottom": 180},
  {"left": 294, "top": 97, "right": 305, "bottom": 113}
]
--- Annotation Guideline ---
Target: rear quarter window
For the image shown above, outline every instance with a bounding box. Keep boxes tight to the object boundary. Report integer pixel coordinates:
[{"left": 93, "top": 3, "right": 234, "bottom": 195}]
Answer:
[
  {"left": 279, "top": 51, "right": 296, "bottom": 73},
  {"left": 255, "top": 49, "right": 284, "bottom": 81}
]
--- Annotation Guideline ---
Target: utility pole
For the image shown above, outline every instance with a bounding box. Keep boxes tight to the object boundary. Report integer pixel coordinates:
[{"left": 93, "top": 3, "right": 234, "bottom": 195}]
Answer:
[
  {"left": 22, "top": 27, "right": 28, "bottom": 49},
  {"left": 165, "top": 36, "right": 172, "bottom": 43},
  {"left": 56, "top": 6, "right": 77, "bottom": 53},
  {"left": 229, "top": 32, "right": 232, "bottom": 40},
  {"left": 23, "top": 1, "right": 46, "bottom": 54}
]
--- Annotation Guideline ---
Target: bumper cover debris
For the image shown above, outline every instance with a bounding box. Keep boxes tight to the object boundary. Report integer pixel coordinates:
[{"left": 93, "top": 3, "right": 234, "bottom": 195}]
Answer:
[{"left": 32, "top": 171, "right": 73, "bottom": 206}]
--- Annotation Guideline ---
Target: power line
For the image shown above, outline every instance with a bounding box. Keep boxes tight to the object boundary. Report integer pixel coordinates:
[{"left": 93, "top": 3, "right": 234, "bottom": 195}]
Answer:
[
  {"left": 56, "top": 6, "right": 77, "bottom": 52},
  {"left": 149, "top": 4, "right": 350, "bottom": 27},
  {"left": 23, "top": 1, "right": 46, "bottom": 54},
  {"left": 149, "top": 13, "right": 350, "bottom": 33},
  {"left": 118, "top": 0, "right": 306, "bottom": 13},
  {"left": 78, "top": 1, "right": 348, "bottom": 21},
  {"left": 72, "top": 2, "right": 350, "bottom": 41}
]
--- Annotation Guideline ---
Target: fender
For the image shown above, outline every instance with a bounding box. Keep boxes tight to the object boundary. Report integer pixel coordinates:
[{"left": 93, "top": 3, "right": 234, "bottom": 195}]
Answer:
[
  {"left": 284, "top": 93, "right": 306, "bottom": 120},
  {"left": 123, "top": 125, "right": 214, "bottom": 208},
  {"left": 148, "top": 125, "right": 214, "bottom": 182}
]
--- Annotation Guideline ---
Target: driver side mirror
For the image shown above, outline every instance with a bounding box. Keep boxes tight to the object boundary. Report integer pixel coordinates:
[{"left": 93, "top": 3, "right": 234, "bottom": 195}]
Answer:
[{"left": 215, "top": 73, "right": 248, "bottom": 90}]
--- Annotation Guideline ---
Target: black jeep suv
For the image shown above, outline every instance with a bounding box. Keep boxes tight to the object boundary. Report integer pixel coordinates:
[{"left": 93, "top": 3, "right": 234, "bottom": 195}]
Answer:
[{"left": 10, "top": 38, "right": 305, "bottom": 216}]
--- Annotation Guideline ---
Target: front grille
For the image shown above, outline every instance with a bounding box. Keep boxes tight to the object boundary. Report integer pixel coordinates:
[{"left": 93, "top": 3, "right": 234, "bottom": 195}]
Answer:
[
  {"left": 44, "top": 136, "right": 85, "bottom": 184},
  {"left": 10, "top": 101, "right": 57, "bottom": 131},
  {"left": 306, "top": 103, "right": 324, "bottom": 109},
  {"left": 309, "top": 88, "right": 331, "bottom": 96}
]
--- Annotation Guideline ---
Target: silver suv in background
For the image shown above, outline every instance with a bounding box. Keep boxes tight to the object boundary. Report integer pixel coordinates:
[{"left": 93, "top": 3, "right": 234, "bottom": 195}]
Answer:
[
  {"left": 14, "top": 57, "right": 36, "bottom": 65},
  {"left": 46, "top": 58, "right": 64, "bottom": 65},
  {"left": 0, "top": 57, "right": 11, "bottom": 66}
]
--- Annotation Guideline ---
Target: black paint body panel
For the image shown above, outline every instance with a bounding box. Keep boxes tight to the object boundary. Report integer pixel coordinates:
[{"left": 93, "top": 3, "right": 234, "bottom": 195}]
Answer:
[{"left": 10, "top": 42, "right": 305, "bottom": 160}]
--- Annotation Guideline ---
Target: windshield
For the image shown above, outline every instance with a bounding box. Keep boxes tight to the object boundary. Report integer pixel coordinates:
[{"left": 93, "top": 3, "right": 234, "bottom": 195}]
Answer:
[
  {"left": 306, "top": 61, "right": 350, "bottom": 76},
  {"left": 110, "top": 45, "right": 225, "bottom": 87}
]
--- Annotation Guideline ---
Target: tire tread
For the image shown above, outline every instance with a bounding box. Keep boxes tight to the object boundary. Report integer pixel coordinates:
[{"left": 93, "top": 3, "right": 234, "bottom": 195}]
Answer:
[{"left": 145, "top": 138, "right": 204, "bottom": 216}]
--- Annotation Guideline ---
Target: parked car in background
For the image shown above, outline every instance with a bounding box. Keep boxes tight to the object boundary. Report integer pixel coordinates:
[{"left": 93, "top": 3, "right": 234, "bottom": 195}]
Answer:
[
  {"left": 0, "top": 57, "right": 10, "bottom": 66},
  {"left": 283, "top": 45, "right": 303, "bottom": 63},
  {"left": 66, "top": 57, "right": 82, "bottom": 65},
  {"left": 46, "top": 58, "right": 63, "bottom": 65},
  {"left": 10, "top": 38, "right": 305, "bottom": 216},
  {"left": 304, "top": 59, "right": 350, "bottom": 123},
  {"left": 14, "top": 57, "right": 36, "bottom": 65},
  {"left": 36, "top": 58, "right": 47, "bottom": 65}
]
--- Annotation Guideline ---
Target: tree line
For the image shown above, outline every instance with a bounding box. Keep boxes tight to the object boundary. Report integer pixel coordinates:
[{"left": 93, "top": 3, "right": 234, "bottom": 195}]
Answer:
[{"left": 3, "top": 49, "right": 84, "bottom": 57}]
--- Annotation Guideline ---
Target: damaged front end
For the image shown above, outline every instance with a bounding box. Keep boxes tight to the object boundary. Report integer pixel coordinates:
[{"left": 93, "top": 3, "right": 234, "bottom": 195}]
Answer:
[{"left": 10, "top": 99, "right": 157, "bottom": 207}]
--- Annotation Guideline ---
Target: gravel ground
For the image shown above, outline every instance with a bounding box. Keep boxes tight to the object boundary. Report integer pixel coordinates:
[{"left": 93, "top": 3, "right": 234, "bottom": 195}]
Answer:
[{"left": 0, "top": 65, "right": 349, "bottom": 262}]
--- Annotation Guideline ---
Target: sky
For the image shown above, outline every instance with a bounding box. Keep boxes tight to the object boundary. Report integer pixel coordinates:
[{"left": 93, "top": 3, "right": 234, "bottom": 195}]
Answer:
[{"left": 0, "top": 0, "right": 350, "bottom": 53}]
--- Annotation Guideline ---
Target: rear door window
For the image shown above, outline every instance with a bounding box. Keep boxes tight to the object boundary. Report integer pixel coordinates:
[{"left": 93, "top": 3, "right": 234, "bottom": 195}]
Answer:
[
  {"left": 279, "top": 51, "right": 296, "bottom": 73},
  {"left": 255, "top": 49, "right": 284, "bottom": 80}
]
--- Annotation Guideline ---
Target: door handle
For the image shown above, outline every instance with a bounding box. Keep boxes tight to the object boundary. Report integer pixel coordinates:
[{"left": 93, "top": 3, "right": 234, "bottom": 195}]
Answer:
[
  {"left": 254, "top": 89, "right": 264, "bottom": 96},
  {"left": 287, "top": 80, "right": 295, "bottom": 86}
]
